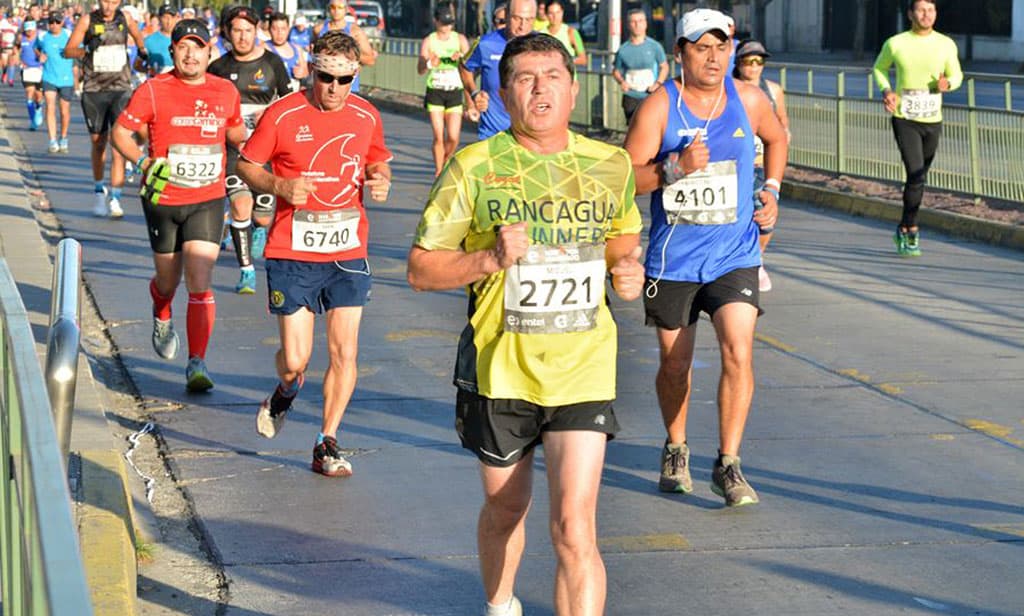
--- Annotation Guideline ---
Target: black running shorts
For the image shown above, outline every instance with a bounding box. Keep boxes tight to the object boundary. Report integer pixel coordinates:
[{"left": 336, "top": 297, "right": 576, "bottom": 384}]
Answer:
[
  {"left": 455, "top": 389, "right": 619, "bottom": 467},
  {"left": 141, "top": 197, "right": 225, "bottom": 254},
  {"left": 80, "top": 90, "right": 130, "bottom": 135},
  {"left": 643, "top": 266, "right": 763, "bottom": 330}
]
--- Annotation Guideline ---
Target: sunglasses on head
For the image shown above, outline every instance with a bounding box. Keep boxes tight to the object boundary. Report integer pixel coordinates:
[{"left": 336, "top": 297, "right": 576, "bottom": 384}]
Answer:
[
  {"left": 740, "top": 57, "right": 765, "bottom": 66},
  {"left": 315, "top": 70, "right": 355, "bottom": 85},
  {"left": 494, "top": 17, "right": 506, "bottom": 25}
]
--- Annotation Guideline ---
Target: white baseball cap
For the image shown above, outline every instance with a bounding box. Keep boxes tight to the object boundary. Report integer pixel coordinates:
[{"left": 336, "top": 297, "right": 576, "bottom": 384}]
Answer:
[
  {"left": 677, "top": 8, "right": 731, "bottom": 43},
  {"left": 293, "top": 14, "right": 307, "bottom": 26}
]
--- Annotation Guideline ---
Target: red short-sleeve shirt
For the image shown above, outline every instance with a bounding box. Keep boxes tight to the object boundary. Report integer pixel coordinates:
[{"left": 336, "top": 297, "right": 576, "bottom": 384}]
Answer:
[
  {"left": 240, "top": 91, "right": 393, "bottom": 262},
  {"left": 117, "top": 72, "right": 242, "bottom": 206}
]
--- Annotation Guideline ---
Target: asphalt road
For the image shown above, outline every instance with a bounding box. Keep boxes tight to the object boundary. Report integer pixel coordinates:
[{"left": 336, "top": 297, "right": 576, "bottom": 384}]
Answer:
[{"left": 3, "top": 83, "right": 1022, "bottom": 615}]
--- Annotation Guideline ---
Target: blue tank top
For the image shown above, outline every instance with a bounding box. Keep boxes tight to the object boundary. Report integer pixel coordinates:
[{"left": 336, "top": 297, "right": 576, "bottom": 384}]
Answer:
[
  {"left": 646, "top": 78, "right": 760, "bottom": 283},
  {"left": 317, "top": 21, "right": 359, "bottom": 92},
  {"left": 271, "top": 41, "right": 301, "bottom": 78},
  {"left": 20, "top": 34, "right": 40, "bottom": 67}
]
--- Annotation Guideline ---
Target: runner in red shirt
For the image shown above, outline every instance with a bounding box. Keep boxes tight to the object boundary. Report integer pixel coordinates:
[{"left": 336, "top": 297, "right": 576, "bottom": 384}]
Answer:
[
  {"left": 112, "top": 19, "right": 245, "bottom": 392},
  {"left": 237, "top": 30, "right": 391, "bottom": 477}
]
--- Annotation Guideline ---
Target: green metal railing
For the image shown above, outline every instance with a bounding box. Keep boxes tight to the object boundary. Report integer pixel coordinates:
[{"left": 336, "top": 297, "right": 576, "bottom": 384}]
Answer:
[
  {"left": 361, "top": 39, "right": 1024, "bottom": 204},
  {"left": 0, "top": 260, "right": 92, "bottom": 615}
]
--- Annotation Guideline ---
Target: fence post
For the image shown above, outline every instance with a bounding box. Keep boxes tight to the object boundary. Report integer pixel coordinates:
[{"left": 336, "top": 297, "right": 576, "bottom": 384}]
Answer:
[
  {"left": 966, "top": 79, "right": 983, "bottom": 201},
  {"left": 779, "top": 66, "right": 787, "bottom": 91},
  {"left": 1005, "top": 80, "right": 1012, "bottom": 112},
  {"left": 44, "top": 238, "right": 81, "bottom": 463},
  {"left": 807, "top": 69, "right": 813, "bottom": 95},
  {"left": 836, "top": 72, "right": 846, "bottom": 175}
]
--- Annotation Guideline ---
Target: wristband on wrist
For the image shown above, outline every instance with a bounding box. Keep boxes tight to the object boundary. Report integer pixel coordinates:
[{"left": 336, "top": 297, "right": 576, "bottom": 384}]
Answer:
[
  {"left": 761, "top": 186, "right": 780, "bottom": 200},
  {"left": 135, "top": 154, "right": 148, "bottom": 169},
  {"left": 764, "top": 178, "right": 781, "bottom": 191},
  {"left": 470, "top": 89, "right": 481, "bottom": 98}
]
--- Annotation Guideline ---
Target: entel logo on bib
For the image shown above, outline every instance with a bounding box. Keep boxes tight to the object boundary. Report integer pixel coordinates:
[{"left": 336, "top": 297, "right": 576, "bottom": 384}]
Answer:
[{"left": 307, "top": 133, "right": 362, "bottom": 206}]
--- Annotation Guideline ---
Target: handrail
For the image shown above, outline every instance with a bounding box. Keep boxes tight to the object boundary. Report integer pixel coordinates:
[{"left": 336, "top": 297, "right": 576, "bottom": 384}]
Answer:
[
  {"left": 0, "top": 258, "right": 93, "bottom": 615},
  {"left": 44, "top": 238, "right": 82, "bottom": 462}
]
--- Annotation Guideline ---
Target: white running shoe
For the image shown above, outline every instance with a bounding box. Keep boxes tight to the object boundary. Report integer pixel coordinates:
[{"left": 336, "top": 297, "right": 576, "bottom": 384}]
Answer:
[
  {"left": 92, "top": 189, "right": 108, "bottom": 217},
  {"left": 108, "top": 197, "right": 124, "bottom": 219}
]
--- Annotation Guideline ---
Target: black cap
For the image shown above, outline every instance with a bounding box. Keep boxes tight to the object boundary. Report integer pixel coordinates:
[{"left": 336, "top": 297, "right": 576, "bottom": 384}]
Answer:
[
  {"left": 48, "top": 10, "right": 63, "bottom": 22},
  {"left": 157, "top": 4, "right": 175, "bottom": 17},
  {"left": 225, "top": 5, "right": 258, "bottom": 26},
  {"left": 433, "top": 7, "right": 455, "bottom": 25},
  {"left": 735, "top": 39, "right": 771, "bottom": 59},
  {"left": 171, "top": 18, "right": 210, "bottom": 44}
]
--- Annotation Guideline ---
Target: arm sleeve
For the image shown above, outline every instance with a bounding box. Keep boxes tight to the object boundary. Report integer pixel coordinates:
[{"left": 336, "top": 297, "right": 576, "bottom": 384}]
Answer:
[
  {"left": 413, "top": 157, "right": 474, "bottom": 251},
  {"left": 116, "top": 81, "right": 154, "bottom": 131},
  {"left": 872, "top": 40, "right": 894, "bottom": 92},
  {"left": 944, "top": 38, "right": 964, "bottom": 91}
]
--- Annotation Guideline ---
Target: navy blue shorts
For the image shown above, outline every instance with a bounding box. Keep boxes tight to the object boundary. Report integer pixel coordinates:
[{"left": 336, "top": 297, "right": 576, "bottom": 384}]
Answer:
[{"left": 265, "top": 258, "right": 372, "bottom": 316}]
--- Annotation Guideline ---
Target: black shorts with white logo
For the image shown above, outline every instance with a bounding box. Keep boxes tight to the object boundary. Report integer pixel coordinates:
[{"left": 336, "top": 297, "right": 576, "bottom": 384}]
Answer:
[
  {"left": 643, "top": 266, "right": 762, "bottom": 330},
  {"left": 423, "top": 87, "right": 464, "bottom": 111},
  {"left": 141, "top": 197, "right": 224, "bottom": 254},
  {"left": 455, "top": 389, "right": 619, "bottom": 467}
]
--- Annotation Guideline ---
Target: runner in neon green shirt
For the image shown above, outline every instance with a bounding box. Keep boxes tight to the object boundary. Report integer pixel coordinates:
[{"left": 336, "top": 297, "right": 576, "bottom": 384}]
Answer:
[
  {"left": 872, "top": 0, "right": 962, "bottom": 256},
  {"left": 408, "top": 32, "right": 644, "bottom": 616},
  {"left": 418, "top": 6, "right": 470, "bottom": 176}
]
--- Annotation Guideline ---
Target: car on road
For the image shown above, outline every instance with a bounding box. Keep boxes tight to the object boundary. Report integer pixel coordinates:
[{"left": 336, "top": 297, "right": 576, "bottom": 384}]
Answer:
[{"left": 348, "top": 0, "right": 385, "bottom": 40}]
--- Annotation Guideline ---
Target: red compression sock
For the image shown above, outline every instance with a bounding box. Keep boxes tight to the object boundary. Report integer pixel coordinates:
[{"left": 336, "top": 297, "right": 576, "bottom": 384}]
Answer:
[
  {"left": 150, "top": 278, "right": 174, "bottom": 320},
  {"left": 187, "top": 290, "right": 216, "bottom": 359}
]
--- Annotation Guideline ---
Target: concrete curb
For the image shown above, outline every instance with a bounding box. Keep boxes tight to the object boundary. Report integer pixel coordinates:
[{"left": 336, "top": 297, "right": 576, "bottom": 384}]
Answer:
[
  {"left": 783, "top": 181, "right": 1024, "bottom": 252},
  {"left": 0, "top": 110, "right": 138, "bottom": 613}
]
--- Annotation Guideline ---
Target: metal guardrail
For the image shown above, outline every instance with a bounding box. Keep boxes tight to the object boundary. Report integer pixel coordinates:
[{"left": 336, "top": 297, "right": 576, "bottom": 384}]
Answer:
[
  {"left": 361, "top": 39, "right": 1024, "bottom": 203},
  {"left": 44, "top": 239, "right": 82, "bottom": 462},
  {"left": 0, "top": 256, "right": 93, "bottom": 615}
]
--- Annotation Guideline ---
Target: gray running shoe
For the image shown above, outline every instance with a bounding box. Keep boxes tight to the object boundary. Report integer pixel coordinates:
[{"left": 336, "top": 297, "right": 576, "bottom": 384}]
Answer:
[
  {"left": 658, "top": 441, "right": 693, "bottom": 493},
  {"left": 711, "top": 454, "right": 759, "bottom": 506},
  {"left": 255, "top": 377, "right": 302, "bottom": 439},
  {"left": 151, "top": 318, "right": 179, "bottom": 360},
  {"left": 185, "top": 357, "right": 214, "bottom": 393}
]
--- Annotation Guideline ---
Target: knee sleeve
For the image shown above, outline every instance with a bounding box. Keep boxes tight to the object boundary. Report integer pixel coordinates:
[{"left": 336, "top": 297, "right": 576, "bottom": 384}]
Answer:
[
  {"left": 253, "top": 192, "right": 276, "bottom": 216},
  {"left": 225, "top": 174, "right": 252, "bottom": 201}
]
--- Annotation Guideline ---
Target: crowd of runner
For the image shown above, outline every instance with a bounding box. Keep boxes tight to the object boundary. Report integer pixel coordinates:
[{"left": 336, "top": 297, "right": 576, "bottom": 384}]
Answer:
[{"left": 8, "top": 0, "right": 960, "bottom": 614}]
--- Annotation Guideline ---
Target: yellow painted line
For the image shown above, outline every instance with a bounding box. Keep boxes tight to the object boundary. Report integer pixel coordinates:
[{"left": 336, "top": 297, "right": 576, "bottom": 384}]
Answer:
[
  {"left": 877, "top": 383, "right": 903, "bottom": 395},
  {"left": 598, "top": 534, "right": 689, "bottom": 553},
  {"left": 754, "top": 332, "right": 796, "bottom": 353},
  {"left": 838, "top": 368, "right": 871, "bottom": 383},
  {"left": 962, "top": 419, "right": 1024, "bottom": 446},
  {"left": 963, "top": 419, "right": 1014, "bottom": 438},
  {"left": 971, "top": 524, "right": 1024, "bottom": 538},
  {"left": 385, "top": 328, "right": 458, "bottom": 342}
]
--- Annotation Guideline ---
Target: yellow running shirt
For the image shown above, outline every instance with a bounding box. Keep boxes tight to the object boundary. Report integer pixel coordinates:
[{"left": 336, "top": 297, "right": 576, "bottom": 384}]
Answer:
[
  {"left": 414, "top": 131, "right": 642, "bottom": 406},
  {"left": 872, "top": 30, "right": 963, "bottom": 123}
]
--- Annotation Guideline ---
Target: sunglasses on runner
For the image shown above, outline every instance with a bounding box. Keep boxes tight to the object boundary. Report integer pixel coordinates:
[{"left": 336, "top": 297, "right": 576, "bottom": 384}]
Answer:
[
  {"left": 314, "top": 70, "right": 356, "bottom": 85},
  {"left": 494, "top": 18, "right": 506, "bottom": 26},
  {"left": 739, "top": 57, "right": 765, "bottom": 66}
]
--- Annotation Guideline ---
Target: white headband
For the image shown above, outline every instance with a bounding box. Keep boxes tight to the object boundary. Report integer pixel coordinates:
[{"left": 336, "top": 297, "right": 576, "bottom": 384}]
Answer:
[{"left": 310, "top": 54, "right": 360, "bottom": 75}]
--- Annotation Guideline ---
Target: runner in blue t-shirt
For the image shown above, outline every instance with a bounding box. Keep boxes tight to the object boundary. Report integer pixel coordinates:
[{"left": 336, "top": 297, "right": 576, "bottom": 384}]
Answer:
[
  {"left": 34, "top": 13, "right": 74, "bottom": 152},
  {"left": 459, "top": 0, "right": 536, "bottom": 139},
  {"left": 141, "top": 6, "right": 175, "bottom": 75},
  {"left": 612, "top": 8, "right": 667, "bottom": 123}
]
